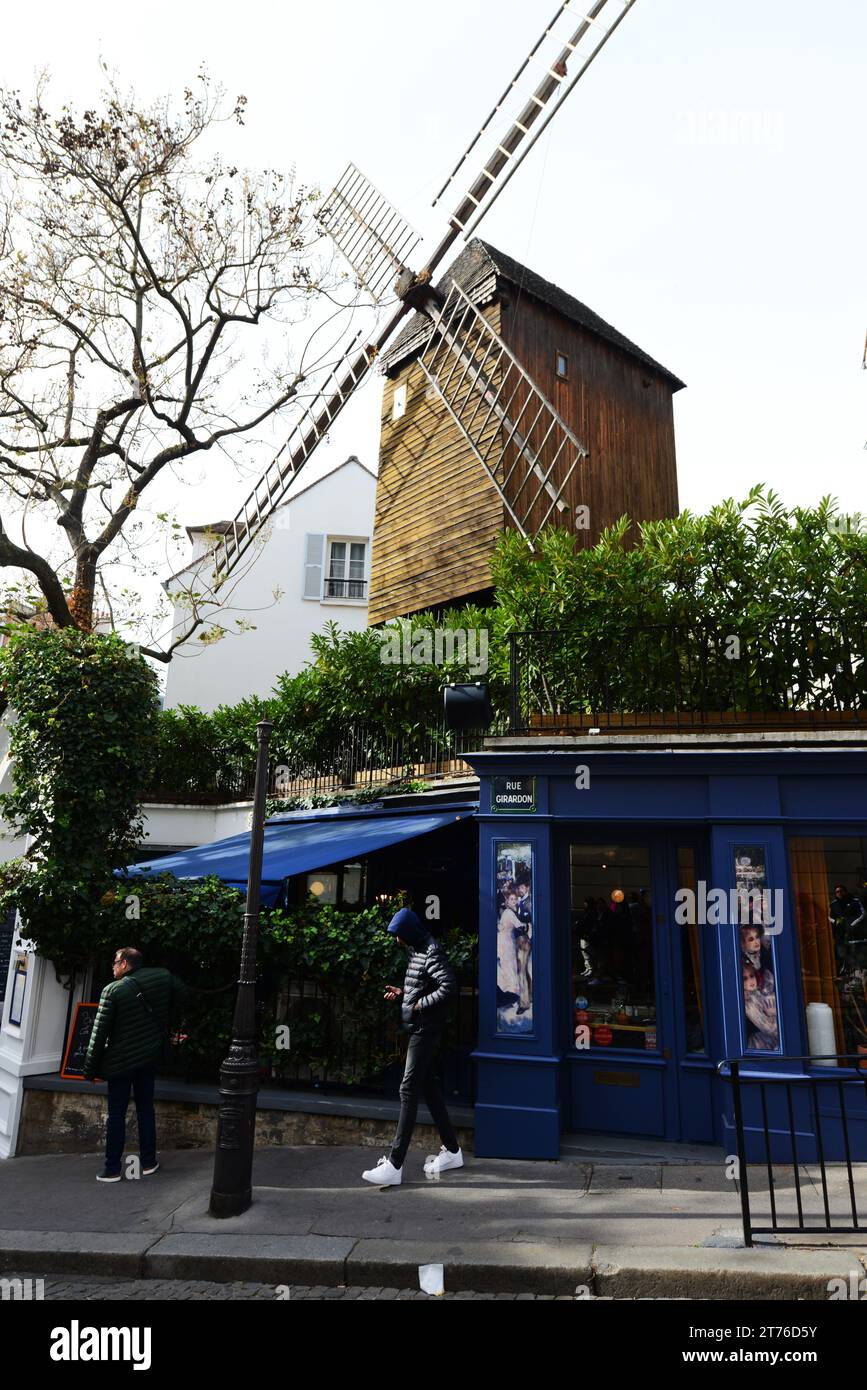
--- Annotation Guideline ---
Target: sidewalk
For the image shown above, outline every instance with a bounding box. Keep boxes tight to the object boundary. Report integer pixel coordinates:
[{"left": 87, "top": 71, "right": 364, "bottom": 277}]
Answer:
[{"left": 1, "top": 1143, "right": 865, "bottom": 1298}]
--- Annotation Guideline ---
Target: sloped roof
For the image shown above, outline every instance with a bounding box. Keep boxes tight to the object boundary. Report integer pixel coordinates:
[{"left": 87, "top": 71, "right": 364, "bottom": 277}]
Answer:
[
  {"left": 165, "top": 455, "right": 375, "bottom": 587},
  {"left": 381, "top": 238, "right": 685, "bottom": 389}
]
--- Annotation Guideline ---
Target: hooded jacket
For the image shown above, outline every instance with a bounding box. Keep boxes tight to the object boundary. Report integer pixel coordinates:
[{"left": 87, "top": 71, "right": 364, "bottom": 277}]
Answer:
[{"left": 388, "top": 908, "right": 457, "bottom": 1032}]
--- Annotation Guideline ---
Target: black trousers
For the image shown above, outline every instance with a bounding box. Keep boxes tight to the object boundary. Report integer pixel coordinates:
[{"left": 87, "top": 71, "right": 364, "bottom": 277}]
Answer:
[{"left": 389, "top": 1027, "right": 459, "bottom": 1168}]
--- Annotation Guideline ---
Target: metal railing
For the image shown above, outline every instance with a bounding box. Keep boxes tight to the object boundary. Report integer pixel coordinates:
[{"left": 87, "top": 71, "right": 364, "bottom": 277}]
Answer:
[
  {"left": 145, "top": 720, "right": 485, "bottom": 806},
  {"left": 721, "top": 1056, "right": 867, "bottom": 1247},
  {"left": 266, "top": 955, "right": 478, "bottom": 1102},
  {"left": 323, "top": 577, "right": 368, "bottom": 599},
  {"left": 508, "top": 622, "right": 867, "bottom": 734}
]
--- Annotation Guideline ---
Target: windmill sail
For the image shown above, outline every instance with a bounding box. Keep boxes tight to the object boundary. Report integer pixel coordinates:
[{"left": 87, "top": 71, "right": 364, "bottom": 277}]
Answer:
[
  {"left": 322, "top": 163, "right": 421, "bottom": 303},
  {"left": 417, "top": 282, "right": 587, "bottom": 543},
  {"left": 433, "top": 0, "right": 638, "bottom": 240},
  {"left": 212, "top": 339, "right": 376, "bottom": 582},
  {"left": 206, "top": 1, "right": 639, "bottom": 588}
]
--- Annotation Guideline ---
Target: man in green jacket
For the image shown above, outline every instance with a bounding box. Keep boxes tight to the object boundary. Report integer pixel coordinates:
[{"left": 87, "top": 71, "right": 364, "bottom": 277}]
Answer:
[{"left": 84, "top": 947, "right": 186, "bottom": 1182}]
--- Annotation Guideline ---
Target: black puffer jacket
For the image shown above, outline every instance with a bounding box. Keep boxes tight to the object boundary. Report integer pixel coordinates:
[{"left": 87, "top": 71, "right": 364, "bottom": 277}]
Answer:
[{"left": 400, "top": 936, "right": 457, "bottom": 1032}]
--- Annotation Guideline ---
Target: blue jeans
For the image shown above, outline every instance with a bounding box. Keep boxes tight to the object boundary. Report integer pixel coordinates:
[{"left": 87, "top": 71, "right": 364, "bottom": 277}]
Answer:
[{"left": 105, "top": 1066, "right": 157, "bottom": 1173}]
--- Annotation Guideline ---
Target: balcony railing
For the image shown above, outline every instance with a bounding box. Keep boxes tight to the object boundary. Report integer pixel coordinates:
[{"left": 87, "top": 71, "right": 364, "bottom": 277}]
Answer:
[
  {"left": 507, "top": 622, "right": 867, "bottom": 735},
  {"left": 144, "top": 720, "right": 484, "bottom": 805},
  {"left": 323, "top": 577, "right": 367, "bottom": 600}
]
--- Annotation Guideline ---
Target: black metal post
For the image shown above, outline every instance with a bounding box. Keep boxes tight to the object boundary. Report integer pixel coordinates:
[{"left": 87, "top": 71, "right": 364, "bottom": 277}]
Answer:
[
  {"left": 509, "top": 634, "right": 519, "bottom": 734},
  {"left": 729, "top": 1061, "right": 753, "bottom": 1248},
  {"left": 209, "top": 719, "right": 272, "bottom": 1218}
]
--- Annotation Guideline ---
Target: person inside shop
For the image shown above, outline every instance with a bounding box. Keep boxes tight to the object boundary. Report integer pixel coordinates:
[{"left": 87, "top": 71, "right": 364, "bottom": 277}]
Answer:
[
  {"left": 574, "top": 895, "right": 598, "bottom": 978},
  {"left": 830, "top": 884, "right": 867, "bottom": 976},
  {"left": 362, "top": 907, "right": 462, "bottom": 1188}
]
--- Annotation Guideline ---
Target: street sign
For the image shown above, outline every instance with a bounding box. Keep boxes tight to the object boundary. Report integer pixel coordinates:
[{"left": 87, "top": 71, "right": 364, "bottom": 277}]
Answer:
[{"left": 491, "top": 777, "right": 536, "bottom": 813}]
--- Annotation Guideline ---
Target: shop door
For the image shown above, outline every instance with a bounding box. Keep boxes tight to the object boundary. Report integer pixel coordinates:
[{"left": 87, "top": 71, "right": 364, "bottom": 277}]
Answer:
[{"left": 565, "top": 834, "right": 717, "bottom": 1142}]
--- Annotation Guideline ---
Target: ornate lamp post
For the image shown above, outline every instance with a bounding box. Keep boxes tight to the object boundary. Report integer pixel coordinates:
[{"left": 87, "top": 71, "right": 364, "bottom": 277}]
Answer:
[{"left": 209, "top": 719, "right": 272, "bottom": 1217}]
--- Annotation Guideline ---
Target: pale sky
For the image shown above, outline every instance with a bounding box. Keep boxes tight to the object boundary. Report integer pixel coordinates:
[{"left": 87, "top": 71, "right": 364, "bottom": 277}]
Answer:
[{"left": 1, "top": 0, "right": 865, "bottom": 621}]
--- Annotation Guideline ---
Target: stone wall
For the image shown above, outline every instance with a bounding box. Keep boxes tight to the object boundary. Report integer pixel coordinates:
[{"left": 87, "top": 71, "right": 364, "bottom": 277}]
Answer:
[{"left": 16, "top": 1088, "right": 474, "bottom": 1156}]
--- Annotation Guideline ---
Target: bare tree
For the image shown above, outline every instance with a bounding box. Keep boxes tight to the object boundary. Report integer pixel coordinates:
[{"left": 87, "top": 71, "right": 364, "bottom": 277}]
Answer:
[{"left": 0, "top": 67, "right": 346, "bottom": 658}]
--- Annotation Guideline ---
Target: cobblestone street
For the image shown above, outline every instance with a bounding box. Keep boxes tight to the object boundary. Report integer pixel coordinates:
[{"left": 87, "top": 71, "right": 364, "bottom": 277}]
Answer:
[{"left": 4, "top": 1272, "right": 576, "bottom": 1300}]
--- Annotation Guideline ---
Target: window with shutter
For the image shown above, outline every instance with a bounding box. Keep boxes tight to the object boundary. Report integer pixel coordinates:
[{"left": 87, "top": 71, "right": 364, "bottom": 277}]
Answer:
[
  {"left": 303, "top": 533, "right": 324, "bottom": 599},
  {"left": 323, "top": 537, "right": 368, "bottom": 600}
]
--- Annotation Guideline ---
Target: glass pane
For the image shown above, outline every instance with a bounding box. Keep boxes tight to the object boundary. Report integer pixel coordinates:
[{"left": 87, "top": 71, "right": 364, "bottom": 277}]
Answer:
[
  {"left": 341, "top": 863, "right": 364, "bottom": 905},
  {"left": 349, "top": 542, "right": 365, "bottom": 577},
  {"left": 306, "top": 872, "right": 338, "bottom": 905},
  {"left": 790, "top": 836, "right": 867, "bottom": 1061},
  {"left": 328, "top": 542, "right": 346, "bottom": 578},
  {"left": 677, "top": 846, "right": 705, "bottom": 1054},
  {"left": 733, "top": 845, "right": 780, "bottom": 1053},
  {"left": 569, "top": 844, "right": 656, "bottom": 1050},
  {"left": 496, "top": 842, "right": 534, "bottom": 1035}
]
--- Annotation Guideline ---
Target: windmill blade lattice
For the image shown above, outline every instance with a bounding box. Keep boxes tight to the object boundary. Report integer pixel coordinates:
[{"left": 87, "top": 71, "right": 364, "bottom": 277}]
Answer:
[
  {"left": 322, "top": 163, "right": 421, "bottom": 303},
  {"left": 434, "top": 0, "right": 637, "bottom": 240},
  {"left": 213, "top": 338, "right": 377, "bottom": 581},
  {"left": 418, "top": 282, "right": 588, "bottom": 542}
]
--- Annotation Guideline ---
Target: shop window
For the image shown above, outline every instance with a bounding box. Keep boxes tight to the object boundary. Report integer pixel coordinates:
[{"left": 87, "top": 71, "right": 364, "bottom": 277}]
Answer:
[
  {"left": 496, "top": 842, "right": 535, "bottom": 1035},
  {"left": 733, "top": 845, "right": 780, "bottom": 1053},
  {"left": 304, "top": 861, "right": 367, "bottom": 909},
  {"left": 790, "top": 837, "right": 867, "bottom": 1063},
  {"left": 341, "top": 863, "right": 364, "bottom": 905},
  {"left": 306, "top": 871, "right": 338, "bottom": 905},
  {"left": 677, "top": 846, "right": 705, "bottom": 1054},
  {"left": 569, "top": 843, "right": 656, "bottom": 1050}
]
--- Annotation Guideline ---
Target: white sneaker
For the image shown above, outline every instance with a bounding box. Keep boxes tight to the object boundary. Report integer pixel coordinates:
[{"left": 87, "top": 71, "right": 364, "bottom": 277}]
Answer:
[
  {"left": 424, "top": 1145, "right": 463, "bottom": 1175},
  {"left": 362, "top": 1155, "right": 402, "bottom": 1186}
]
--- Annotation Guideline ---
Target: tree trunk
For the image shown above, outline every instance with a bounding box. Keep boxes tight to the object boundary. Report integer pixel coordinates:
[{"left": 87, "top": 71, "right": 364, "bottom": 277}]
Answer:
[{"left": 68, "top": 549, "right": 97, "bottom": 632}]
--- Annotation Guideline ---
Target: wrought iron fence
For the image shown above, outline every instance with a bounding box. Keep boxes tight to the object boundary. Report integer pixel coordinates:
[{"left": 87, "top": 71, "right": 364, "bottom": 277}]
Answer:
[
  {"left": 508, "top": 622, "right": 867, "bottom": 734},
  {"left": 145, "top": 720, "right": 487, "bottom": 805},
  {"left": 262, "top": 952, "right": 478, "bottom": 1103},
  {"left": 720, "top": 1056, "right": 867, "bottom": 1247}
]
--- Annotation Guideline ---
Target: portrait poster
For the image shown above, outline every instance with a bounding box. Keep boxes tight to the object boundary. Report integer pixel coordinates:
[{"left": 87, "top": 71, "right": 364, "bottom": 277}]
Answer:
[
  {"left": 495, "top": 841, "right": 534, "bottom": 1035},
  {"left": 734, "top": 844, "right": 780, "bottom": 1052}
]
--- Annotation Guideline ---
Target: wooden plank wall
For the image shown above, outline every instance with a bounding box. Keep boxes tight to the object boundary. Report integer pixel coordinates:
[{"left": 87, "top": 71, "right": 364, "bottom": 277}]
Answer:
[
  {"left": 368, "top": 291, "right": 680, "bottom": 624},
  {"left": 501, "top": 293, "right": 679, "bottom": 543},
  {"left": 368, "top": 303, "right": 505, "bottom": 625}
]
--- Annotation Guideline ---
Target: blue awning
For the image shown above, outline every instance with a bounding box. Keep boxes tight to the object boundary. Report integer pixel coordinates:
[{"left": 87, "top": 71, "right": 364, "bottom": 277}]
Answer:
[{"left": 125, "top": 807, "right": 475, "bottom": 906}]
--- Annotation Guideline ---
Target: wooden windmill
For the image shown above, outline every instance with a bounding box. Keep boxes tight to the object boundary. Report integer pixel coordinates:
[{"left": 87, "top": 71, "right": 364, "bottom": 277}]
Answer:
[{"left": 209, "top": 0, "right": 644, "bottom": 593}]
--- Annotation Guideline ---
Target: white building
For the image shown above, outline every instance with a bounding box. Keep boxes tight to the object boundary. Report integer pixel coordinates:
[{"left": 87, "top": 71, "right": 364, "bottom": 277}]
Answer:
[{"left": 163, "top": 455, "right": 377, "bottom": 712}]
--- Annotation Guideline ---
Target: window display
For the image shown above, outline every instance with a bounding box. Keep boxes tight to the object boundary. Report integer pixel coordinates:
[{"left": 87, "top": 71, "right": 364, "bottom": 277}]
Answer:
[
  {"left": 790, "top": 836, "right": 867, "bottom": 1063},
  {"left": 733, "top": 845, "right": 780, "bottom": 1053},
  {"left": 569, "top": 844, "right": 656, "bottom": 1050},
  {"left": 496, "top": 842, "right": 534, "bottom": 1035},
  {"left": 678, "top": 846, "right": 705, "bottom": 1054}
]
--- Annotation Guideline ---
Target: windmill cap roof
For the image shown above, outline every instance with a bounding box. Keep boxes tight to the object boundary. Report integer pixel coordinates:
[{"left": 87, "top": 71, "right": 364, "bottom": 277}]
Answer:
[{"left": 381, "top": 238, "right": 684, "bottom": 390}]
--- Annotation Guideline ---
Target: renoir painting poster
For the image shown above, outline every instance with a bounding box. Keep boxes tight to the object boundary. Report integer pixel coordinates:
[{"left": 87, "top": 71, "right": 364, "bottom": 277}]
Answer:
[
  {"left": 735, "top": 845, "right": 780, "bottom": 1052},
  {"left": 496, "top": 842, "right": 533, "bottom": 1035}
]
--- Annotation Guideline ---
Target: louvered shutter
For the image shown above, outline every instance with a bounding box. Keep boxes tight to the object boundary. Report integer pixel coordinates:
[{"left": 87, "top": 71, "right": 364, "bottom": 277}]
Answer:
[{"left": 303, "top": 533, "right": 324, "bottom": 599}]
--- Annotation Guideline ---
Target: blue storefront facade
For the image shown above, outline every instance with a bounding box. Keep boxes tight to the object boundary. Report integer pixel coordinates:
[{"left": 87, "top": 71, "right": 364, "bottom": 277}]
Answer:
[{"left": 465, "top": 733, "right": 867, "bottom": 1162}]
